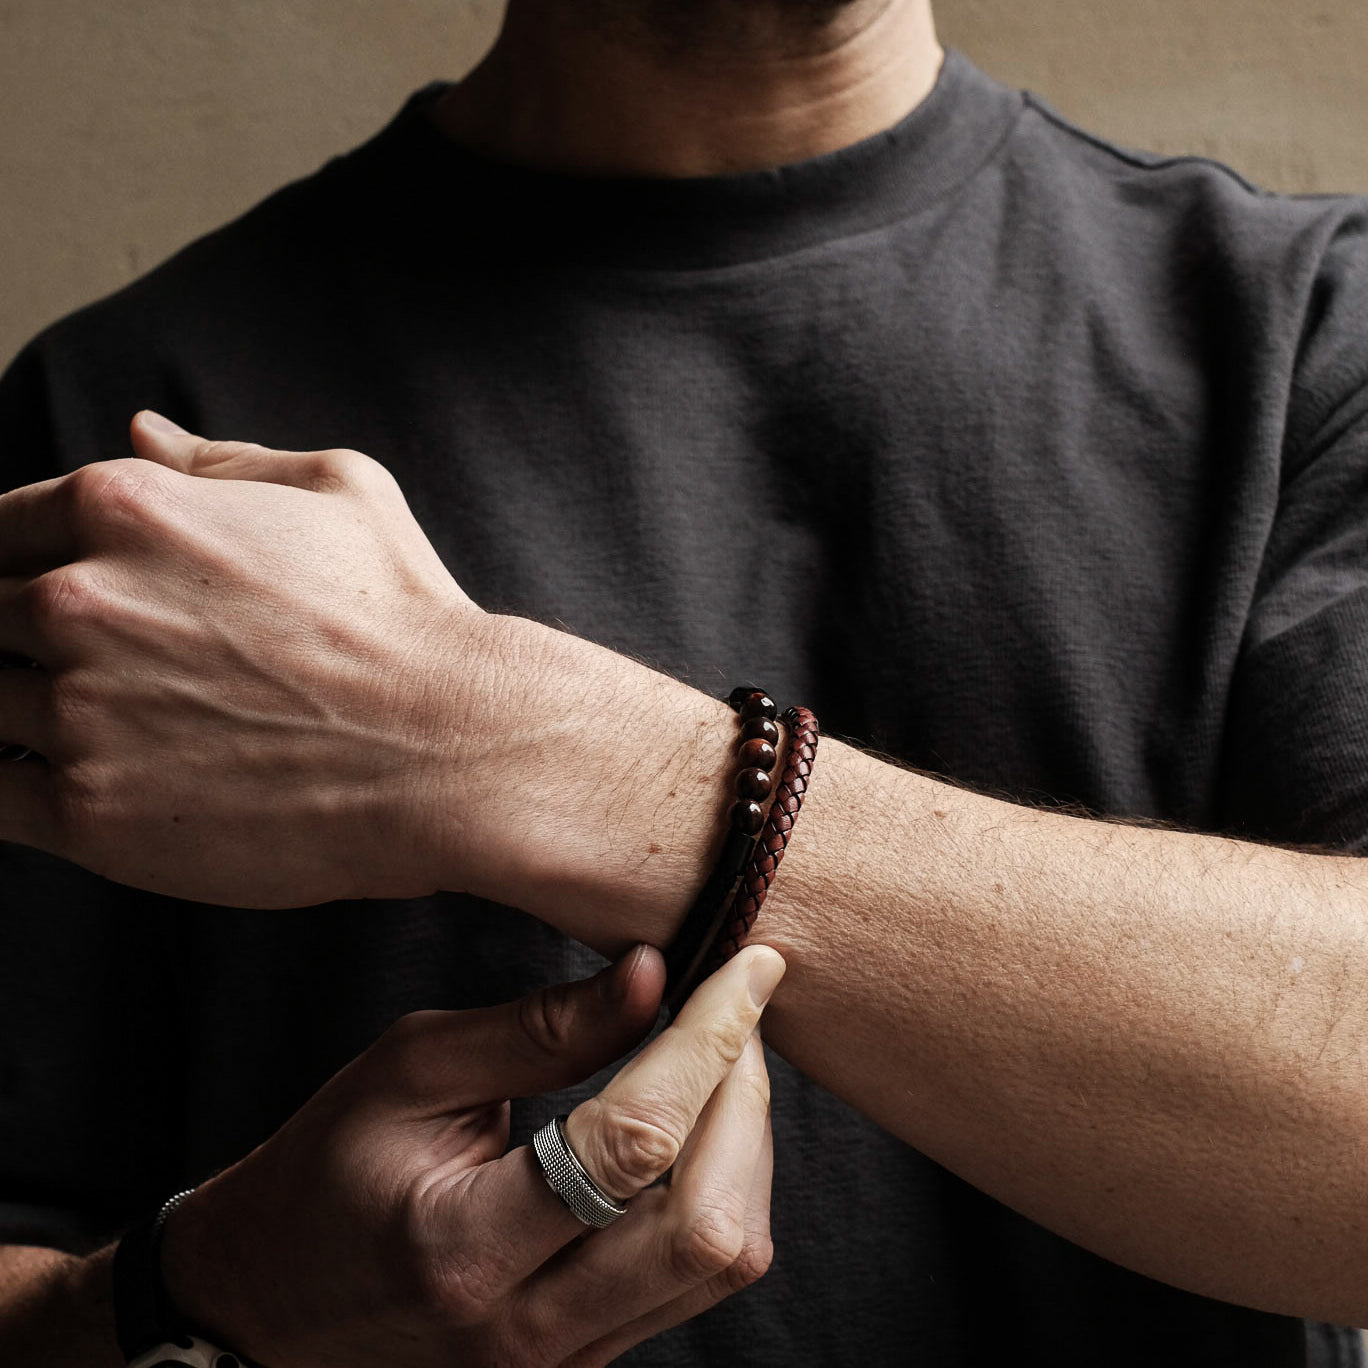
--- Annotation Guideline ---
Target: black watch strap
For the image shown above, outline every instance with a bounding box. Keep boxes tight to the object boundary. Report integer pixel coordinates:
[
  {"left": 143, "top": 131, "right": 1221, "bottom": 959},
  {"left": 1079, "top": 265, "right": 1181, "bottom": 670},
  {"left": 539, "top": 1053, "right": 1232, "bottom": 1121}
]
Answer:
[{"left": 111, "top": 1191, "right": 196, "bottom": 1361}]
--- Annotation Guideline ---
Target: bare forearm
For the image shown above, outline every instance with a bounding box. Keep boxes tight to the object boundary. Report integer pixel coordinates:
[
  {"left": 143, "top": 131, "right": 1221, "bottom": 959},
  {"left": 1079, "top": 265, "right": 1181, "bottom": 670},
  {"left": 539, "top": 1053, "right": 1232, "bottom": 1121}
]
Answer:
[
  {"left": 490, "top": 620, "right": 1368, "bottom": 1321},
  {"left": 759, "top": 739, "right": 1368, "bottom": 1323},
  {"left": 0, "top": 1245, "right": 121, "bottom": 1366}
]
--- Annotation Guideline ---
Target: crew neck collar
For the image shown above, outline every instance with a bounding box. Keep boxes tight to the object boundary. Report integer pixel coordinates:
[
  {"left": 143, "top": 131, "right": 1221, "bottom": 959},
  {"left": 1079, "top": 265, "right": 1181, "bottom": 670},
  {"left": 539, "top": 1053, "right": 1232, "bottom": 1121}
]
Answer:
[{"left": 353, "top": 49, "right": 1023, "bottom": 271}]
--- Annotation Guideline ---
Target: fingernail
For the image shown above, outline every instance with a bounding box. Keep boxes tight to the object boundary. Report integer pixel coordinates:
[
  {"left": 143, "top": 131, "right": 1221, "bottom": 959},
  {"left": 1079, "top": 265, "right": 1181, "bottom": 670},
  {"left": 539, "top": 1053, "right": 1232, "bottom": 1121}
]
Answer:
[
  {"left": 747, "top": 948, "right": 786, "bottom": 1008},
  {"left": 140, "top": 409, "right": 188, "bottom": 435},
  {"left": 601, "top": 945, "right": 647, "bottom": 1003}
]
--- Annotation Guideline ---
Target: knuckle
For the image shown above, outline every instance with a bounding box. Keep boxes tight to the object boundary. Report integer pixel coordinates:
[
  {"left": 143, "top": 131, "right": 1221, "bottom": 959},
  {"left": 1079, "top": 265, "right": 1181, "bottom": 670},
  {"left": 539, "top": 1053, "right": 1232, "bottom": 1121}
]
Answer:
[
  {"left": 716, "top": 1233, "right": 774, "bottom": 1296},
  {"left": 584, "top": 1097, "right": 682, "bottom": 1194},
  {"left": 50, "top": 757, "right": 112, "bottom": 841},
  {"left": 344, "top": 447, "right": 395, "bottom": 484},
  {"left": 194, "top": 439, "right": 264, "bottom": 470},
  {"left": 325, "top": 446, "right": 367, "bottom": 469},
  {"left": 314, "top": 447, "right": 390, "bottom": 493},
  {"left": 668, "top": 1206, "right": 747, "bottom": 1284},
  {"left": 28, "top": 565, "right": 102, "bottom": 627},
  {"left": 392, "top": 1184, "right": 519, "bottom": 1329},
  {"left": 190, "top": 438, "right": 231, "bottom": 465},
  {"left": 514, "top": 981, "right": 580, "bottom": 1061},
  {"left": 698, "top": 1012, "right": 755, "bottom": 1073},
  {"left": 300, "top": 450, "right": 351, "bottom": 493},
  {"left": 66, "top": 459, "right": 164, "bottom": 524}
]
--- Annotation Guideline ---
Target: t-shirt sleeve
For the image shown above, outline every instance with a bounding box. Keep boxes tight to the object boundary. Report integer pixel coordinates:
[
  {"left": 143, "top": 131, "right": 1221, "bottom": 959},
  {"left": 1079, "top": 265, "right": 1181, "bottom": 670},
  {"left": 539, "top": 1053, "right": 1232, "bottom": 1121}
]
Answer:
[{"left": 1218, "top": 206, "right": 1368, "bottom": 853}]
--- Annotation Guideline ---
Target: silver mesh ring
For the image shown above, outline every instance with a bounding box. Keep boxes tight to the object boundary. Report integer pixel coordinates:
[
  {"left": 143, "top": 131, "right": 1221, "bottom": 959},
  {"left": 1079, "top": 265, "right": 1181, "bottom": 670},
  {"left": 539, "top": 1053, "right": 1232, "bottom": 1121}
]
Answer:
[{"left": 531, "top": 1114, "right": 629, "bottom": 1229}]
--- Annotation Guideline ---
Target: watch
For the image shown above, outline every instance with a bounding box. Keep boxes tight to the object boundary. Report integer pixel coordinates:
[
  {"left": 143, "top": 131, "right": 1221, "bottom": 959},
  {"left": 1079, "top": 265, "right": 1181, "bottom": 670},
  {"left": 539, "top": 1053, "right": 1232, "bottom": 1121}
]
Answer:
[{"left": 111, "top": 1190, "right": 246, "bottom": 1367}]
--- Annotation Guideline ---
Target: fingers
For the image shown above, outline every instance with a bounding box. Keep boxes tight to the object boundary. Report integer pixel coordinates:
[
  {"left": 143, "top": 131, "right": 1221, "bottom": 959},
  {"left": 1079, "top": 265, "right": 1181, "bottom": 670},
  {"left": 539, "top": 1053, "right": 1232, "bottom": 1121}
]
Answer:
[
  {"left": 0, "top": 417, "right": 390, "bottom": 579},
  {"left": 564, "top": 944, "right": 784, "bottom": 1202},
  {"left": 525, "top": 1029, "right": 775, "bottom": 1360},
  {"left": 0, "top": 457, "right": 198, "bottom": 577},
  {"left": 128, "top": 411, "right": 389, "bottom": 494},
  {"left": 566, "top": 1103, "right": 775, "bottom": 1368},
  {"left": 373, "top": 946, "right": 665, "bottom": 1115},
  {"left": 668, "top": 1030, "right": 773, "bottom": 1231},
  {"left": 0, "top": 653, "right": 53, "bottom": 845},
  {"left": 422, "top": 947, "right": 783, "bottom": 1317},
  {"left": 0, "top": 584, "right": 49, "bottom": 665},
  {"left": 365, "top": 951, "right": 664, "bottom": 1324},
  {"left": 0, "top": 755, "right": 54, "bottom": 852},
  {"left": 0, "top": 476, "right": 77, "bottom": 575},
  {"left": 0, "top": 656, "right": 48, "bottom": 755}
]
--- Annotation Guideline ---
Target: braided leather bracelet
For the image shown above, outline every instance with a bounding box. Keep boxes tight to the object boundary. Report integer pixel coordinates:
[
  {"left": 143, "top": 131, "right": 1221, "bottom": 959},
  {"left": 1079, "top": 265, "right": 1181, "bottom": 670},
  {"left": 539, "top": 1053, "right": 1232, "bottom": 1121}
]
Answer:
[
  {"left": 702, "top": 705, "right": 820, "bottom": 976},
  {"left": 663, "top": 696, "right": 819, "bottom": 1012},
  {"left": 661, "top": 688, "right": 783, "bottom": 1013}
]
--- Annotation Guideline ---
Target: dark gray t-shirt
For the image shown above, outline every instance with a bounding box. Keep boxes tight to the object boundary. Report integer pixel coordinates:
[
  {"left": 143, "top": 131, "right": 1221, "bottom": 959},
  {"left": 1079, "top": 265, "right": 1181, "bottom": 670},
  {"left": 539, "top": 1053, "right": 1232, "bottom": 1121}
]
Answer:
[{"left": 3, "top": 49, "right": 1367, "bottom": 1366}]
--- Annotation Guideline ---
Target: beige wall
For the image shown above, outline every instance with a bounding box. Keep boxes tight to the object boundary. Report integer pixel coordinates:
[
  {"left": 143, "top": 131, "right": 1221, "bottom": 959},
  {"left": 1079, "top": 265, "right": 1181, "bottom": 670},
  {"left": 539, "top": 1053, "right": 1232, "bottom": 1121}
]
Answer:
[
  {"left": 938, "top": 1, "right": 1368, "bottom": 193},
  {"left": 4, "top": 1, "right": 1368, "bottom": 370}
]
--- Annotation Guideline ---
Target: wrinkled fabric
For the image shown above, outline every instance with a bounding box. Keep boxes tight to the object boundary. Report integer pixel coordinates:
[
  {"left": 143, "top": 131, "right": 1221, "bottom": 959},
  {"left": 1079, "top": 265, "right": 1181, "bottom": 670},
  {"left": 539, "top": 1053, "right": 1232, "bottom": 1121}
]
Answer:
[{"left": 3, "top": 49, "right": 1365, "bottom": 1366}]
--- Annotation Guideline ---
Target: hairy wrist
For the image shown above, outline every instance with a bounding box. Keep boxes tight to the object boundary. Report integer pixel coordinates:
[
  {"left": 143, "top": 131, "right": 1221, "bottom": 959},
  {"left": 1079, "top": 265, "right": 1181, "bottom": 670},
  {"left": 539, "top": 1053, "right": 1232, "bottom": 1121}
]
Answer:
[
  {"left": 440, "top": 613, "right": 739, "bottom": 953},
  {"left": 0, "top": 1244, "right": 122, "bottom": 1368}
]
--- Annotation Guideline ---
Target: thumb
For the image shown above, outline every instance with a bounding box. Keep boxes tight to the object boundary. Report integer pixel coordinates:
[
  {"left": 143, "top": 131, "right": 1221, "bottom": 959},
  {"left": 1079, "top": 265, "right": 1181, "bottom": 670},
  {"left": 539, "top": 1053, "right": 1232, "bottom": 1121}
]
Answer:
[
  {"left": 128, "top": 409, "right": 213, "bottom": 470},
  {"left": 383, "top": 946, "right": 665, "bottom": 1113},
  {"left": 128, "top": 409, "right": 331, "bottom": 488}
]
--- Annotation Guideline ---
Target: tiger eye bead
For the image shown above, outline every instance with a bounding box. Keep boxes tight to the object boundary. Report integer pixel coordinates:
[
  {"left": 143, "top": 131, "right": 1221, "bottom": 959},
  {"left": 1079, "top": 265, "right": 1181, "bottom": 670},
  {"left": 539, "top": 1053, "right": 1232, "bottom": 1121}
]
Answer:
[
  {"left": 736, "top": 767, "right": 773, "bottom": 801},
  {"left": 731, "top": 800, "right": 766, "bottom": 835},
  {"left": 738, "top": 691, "right": 778, "bottom": 723},
  {"left": 741, "top": 716, "right": 780, "bottom": 747},
  {"left": 738, "top": 738, "right": 777, "bottom": 772}
]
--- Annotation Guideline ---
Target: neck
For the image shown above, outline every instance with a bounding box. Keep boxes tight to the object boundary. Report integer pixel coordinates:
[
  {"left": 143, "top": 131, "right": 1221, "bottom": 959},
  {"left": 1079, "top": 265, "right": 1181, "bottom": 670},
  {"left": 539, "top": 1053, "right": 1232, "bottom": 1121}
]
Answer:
[{"left": 434, "top": 0, "right": 942, "bottom": 178}]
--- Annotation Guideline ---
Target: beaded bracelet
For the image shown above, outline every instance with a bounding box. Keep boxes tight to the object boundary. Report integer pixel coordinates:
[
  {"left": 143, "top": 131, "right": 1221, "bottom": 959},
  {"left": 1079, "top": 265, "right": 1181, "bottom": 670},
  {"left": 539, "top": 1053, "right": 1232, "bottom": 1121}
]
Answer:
[
  {"left": 702, "top": 705, "right": 819, "bottom": 977},
  {"left": 661, "top": 687, "right": 784, "bottom": 1013}
]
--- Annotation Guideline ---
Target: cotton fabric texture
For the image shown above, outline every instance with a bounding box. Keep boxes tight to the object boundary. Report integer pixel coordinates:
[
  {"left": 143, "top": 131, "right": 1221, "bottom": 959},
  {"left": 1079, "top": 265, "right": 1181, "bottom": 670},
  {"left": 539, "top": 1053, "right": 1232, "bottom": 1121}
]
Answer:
[{"left": 2, "top": 49, "right": 1366, "bottom": 1367}]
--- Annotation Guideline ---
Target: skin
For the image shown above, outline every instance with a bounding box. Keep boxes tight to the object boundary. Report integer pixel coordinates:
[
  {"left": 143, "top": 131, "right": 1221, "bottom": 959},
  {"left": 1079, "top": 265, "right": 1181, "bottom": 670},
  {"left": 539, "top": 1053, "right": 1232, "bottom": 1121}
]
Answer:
[
  {"left": 5, "top": 0, "right": 1368, "bottom": 1357},
  {"left": 433, "top": 0, "right": 943, "bottom": 176},
  {"left": 6, "top": 418, "right": 1368, "bottom": 1352},
  {"left": 1, "top": 939, "right": 787, "bottom": 1367},
  {"left": 0, "top": 7, "right": 937, "bottom": 1358}
]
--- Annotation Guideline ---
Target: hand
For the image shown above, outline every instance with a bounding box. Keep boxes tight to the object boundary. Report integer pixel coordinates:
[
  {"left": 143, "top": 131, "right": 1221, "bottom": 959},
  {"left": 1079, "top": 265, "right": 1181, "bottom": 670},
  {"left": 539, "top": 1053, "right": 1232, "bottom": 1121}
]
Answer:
[
  {"left": 0, "top": 413, "right": 738, "bottom": 946},
  {"left": 160, "top": 944, "right": 784, "bottom": 1368},
  {"left": 0, "top": 412, "right": 513, "bottom": 907}
]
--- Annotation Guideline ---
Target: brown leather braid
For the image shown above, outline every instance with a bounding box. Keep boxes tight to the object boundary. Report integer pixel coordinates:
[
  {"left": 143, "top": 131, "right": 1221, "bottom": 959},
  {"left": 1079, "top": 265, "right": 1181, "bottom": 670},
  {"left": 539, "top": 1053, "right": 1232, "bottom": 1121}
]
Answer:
[
  {"left": 661, "top": 688, "right": 786, "bottom": 1015},
  {"left": 703, "top": 705, "right": 819, "bottom": 974}
]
